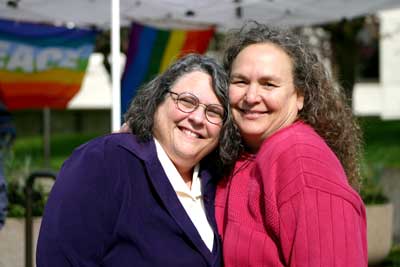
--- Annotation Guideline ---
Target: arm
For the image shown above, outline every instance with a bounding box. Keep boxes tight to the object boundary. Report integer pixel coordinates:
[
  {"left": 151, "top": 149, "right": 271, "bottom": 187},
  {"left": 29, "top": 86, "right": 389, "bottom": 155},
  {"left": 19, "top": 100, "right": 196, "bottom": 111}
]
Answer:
[
  {"left": 36, "top": 138, "right": 122, "bottom": 267},
  {"left": 257, "top": 144, "right": 368, "bottom": 267},
  {"left": 277, "top": 181, "right": 367, "bottom": 267}
]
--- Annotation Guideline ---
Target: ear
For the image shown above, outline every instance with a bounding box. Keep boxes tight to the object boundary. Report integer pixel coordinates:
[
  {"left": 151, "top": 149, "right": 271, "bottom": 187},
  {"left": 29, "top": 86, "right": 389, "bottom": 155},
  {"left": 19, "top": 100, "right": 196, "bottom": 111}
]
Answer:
[{"left": 296, "top": 93, "right": 304, "bottom": 111}]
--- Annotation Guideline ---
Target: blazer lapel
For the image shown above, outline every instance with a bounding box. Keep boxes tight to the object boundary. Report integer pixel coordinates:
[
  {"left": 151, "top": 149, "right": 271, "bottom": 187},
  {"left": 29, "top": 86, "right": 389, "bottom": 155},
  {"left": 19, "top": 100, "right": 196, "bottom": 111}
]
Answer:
[
  {"left": 200, "top": 166, "right": 221, "bottom": 264},
  {"left": 200, "top": 167, "right": 218, "bottom": 231},
  {"left": 144, "top": 153, "right": 215, "bottom": 265}
]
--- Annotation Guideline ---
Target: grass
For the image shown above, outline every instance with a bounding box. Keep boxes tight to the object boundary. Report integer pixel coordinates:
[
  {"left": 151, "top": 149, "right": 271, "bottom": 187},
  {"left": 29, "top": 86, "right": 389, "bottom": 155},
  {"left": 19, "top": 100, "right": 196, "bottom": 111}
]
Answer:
[
  {"left": 360, "top": 117, "right": 400, "bottom": 168},
  {"left": 4, "top": 132, "right": 101, "bottom": 217},
  {"left": 8, "top": 132, "right": 100, "bottom": 172},
  {"left": 371, "top": 245, "right": 400, "bottom": 267}
]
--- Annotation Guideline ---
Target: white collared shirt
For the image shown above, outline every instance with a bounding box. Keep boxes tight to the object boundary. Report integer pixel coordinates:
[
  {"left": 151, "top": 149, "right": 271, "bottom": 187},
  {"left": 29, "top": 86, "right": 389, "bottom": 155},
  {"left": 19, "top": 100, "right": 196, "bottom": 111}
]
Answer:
[{"left": 154, "top": 139, "right": 214, "bottom": 251}]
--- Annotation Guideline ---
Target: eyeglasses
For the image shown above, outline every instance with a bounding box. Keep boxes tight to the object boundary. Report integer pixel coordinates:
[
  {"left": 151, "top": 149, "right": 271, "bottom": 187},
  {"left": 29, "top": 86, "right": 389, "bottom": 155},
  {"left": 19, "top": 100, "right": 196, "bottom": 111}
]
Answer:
[{"left": 168, "top": 91, "right": 225, "bottom": 125}]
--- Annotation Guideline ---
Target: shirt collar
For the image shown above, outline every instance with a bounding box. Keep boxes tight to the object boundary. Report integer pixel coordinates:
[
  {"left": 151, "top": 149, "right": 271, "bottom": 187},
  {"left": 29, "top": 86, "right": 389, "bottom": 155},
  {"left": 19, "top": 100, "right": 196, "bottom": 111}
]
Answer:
[{"left": 154, "top": 138, "right": 202, "bottom": 199}]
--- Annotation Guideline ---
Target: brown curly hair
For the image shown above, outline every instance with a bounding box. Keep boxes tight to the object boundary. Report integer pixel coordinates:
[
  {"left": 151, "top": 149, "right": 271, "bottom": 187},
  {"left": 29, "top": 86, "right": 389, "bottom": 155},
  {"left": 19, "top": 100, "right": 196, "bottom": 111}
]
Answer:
[{"left": 222, "top": 22, "right": 363, "bottom": 189}]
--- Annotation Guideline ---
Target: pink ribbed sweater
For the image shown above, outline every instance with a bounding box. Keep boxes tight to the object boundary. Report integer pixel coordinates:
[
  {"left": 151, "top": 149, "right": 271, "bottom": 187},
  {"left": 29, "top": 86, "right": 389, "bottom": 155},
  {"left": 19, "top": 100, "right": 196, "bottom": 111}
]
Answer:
[{"left": 215, "top": 121, "right": 367, "bottom": 267}]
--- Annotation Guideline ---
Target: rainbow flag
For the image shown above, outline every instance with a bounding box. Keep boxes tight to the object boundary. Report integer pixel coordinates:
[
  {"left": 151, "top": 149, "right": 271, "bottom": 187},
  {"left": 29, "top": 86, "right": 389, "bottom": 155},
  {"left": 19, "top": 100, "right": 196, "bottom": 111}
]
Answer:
[
  {"left": 0, "top": 19, "right": 97, "bottom": 110},
  {"left": 121, "top": 22, "right": 215, "bottom": 116}
]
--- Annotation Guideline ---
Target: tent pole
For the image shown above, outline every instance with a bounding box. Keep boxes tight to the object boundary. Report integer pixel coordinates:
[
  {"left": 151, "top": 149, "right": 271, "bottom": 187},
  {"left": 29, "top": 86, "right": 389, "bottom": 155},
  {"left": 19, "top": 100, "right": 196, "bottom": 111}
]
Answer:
[{"left": 111, "top": 0, "right": 121, "bottom": 131}]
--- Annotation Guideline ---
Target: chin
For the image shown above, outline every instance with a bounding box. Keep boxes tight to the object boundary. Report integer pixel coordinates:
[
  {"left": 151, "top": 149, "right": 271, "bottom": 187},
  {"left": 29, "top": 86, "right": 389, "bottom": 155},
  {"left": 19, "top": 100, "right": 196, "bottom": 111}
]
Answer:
[
  {"left": 175, "top": 147, "right": 200, "bottom": 160},
  {"left": 240, "top": 124, "right": 266, "bottom": 135}
]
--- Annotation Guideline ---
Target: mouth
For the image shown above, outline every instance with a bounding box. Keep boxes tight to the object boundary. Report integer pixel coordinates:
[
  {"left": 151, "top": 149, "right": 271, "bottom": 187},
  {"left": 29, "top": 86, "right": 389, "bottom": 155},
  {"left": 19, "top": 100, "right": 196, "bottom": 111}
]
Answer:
[
  {"left": 179, "top": 126, "right": 204, "bottom": 139},
  {"left": 239, "top": 108, "right": 268, "bottom": 116}
]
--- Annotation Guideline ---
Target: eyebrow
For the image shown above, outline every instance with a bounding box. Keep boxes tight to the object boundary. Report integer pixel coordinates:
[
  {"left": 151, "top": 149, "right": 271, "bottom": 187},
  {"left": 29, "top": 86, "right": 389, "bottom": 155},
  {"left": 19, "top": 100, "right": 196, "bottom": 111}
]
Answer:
[
  {"left": 230, "top": 73, "right": 282, "bottom": 83},
  {"left": 230, "top": 73, "right": 246, "bottom": 80}
]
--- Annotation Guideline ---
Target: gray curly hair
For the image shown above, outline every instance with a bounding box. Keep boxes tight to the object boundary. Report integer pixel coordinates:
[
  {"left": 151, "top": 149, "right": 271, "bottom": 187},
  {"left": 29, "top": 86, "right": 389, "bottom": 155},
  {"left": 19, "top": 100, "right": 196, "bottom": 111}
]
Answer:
[{"left": 124, "top": 53, "right": 241, "bottom": 170}]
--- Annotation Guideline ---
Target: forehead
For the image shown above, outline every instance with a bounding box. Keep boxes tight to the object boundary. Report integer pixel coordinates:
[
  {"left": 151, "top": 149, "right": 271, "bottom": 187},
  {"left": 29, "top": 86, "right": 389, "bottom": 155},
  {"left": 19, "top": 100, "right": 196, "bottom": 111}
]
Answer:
[
  {"left": 231, "top": 43, "right": 294, "bottom": 79},
  {"left": 171, "top": 70, "right": 221, "bottom": 104}
]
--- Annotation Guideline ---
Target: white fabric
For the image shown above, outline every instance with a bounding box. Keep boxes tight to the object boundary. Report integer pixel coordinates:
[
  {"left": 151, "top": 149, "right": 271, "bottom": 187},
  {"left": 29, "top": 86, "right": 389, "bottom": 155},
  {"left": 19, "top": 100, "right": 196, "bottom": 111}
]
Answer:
[
  {"left": 154, "top": 139, "right": 214, "bottom": 251},
  {"left": 1, "top": 0, "right": 400, "bottom": 29}
]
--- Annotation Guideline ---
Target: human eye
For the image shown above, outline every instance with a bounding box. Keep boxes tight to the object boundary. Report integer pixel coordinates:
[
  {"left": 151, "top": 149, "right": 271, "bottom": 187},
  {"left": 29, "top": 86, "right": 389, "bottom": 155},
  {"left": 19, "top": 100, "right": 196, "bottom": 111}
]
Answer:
[
  {"left": 260, "top": 78, "right": 278, "bottom": 89},
  {"left": 178, "top": 95, "right": 197, "bottom": 109},
  {"left": 230, "top": 76, "right": 248, "bottom": 86},
  {"left": 206, "top": 105, "right": 224, "bottom": 119},
  {"left": 264, "top": 83, "right": 277, "bottom": 89}
]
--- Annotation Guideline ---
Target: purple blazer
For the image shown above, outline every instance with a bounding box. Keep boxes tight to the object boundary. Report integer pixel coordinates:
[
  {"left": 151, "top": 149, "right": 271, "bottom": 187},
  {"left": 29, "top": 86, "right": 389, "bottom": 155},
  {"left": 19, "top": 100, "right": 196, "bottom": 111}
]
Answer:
[{"left": 36, "top": 133, "right": 222, "bottom": 267}]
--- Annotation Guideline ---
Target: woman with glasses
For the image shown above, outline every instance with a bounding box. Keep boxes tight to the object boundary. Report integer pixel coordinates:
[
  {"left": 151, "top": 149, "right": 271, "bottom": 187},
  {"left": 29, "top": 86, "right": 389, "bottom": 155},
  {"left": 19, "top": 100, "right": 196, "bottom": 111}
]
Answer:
[{"left": 36, "top": 54, "right": 241, "bottom": 267}]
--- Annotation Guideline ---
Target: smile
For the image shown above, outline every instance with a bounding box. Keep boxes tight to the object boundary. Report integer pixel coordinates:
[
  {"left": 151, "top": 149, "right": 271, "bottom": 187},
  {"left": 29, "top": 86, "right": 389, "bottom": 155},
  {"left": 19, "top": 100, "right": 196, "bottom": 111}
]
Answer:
[
  {"left": 179, "top": 126, "right": 204, "bottom": 139},
  {"left": 239, "top": 108, "right": 268, "bottom": 116}
]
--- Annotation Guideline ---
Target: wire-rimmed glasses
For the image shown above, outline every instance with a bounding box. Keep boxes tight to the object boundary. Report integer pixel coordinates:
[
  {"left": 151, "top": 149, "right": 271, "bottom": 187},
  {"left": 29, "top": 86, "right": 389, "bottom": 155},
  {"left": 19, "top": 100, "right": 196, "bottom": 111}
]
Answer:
[{"left": 168, "top": 91, "right": 225, "bottom": 125}]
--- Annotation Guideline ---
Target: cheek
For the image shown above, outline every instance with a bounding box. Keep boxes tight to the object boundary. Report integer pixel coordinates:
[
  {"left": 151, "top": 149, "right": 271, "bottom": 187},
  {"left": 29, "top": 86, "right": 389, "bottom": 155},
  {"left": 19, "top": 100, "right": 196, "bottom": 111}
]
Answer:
[
  {"left": 207, "top": 125, "right": 222, "bottom": 143},
  {"left": 262, "top": 94, "right": 281, "bottom": 111},
  {"left": 153, "top": 108, "right": 166, "bottom": 138},
  {"left": 231, "top": 110, "right": 242, "bottom": 123},
  {"left": 163, "top": 103, "right": 186, "bottom": 123},
  {"left": 268, "top": 90, "right": 295, "bottom": 111},
  {"left": 229, "top": 86, "right": 245, "bottom": 105}
]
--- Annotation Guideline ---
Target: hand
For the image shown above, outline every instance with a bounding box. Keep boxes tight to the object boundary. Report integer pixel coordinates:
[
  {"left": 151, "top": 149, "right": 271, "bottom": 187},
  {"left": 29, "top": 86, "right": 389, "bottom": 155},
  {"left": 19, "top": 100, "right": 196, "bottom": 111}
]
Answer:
[{"left": 113, "top": 122, "right": 131, "bottom": 133}]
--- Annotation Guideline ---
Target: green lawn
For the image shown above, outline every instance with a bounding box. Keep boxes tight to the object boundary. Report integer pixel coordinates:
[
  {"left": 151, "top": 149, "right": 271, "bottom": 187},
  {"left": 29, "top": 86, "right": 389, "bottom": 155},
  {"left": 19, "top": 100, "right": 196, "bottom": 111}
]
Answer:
[
  {"left": 360, "top": 117, "right": 400, "bottom": 168},
  {"left": 7, "top": 132, "right": 100, "bottom": 172},
  {"left": 5, "top": 132, "right": 100, "bottom": 217}
]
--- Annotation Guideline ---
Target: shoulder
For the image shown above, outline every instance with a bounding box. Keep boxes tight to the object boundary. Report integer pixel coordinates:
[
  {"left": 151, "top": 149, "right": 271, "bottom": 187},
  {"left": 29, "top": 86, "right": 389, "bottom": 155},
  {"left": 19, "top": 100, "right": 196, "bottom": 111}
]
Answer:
[
  {"left": 257, "top": 121, "right": 341, "bottom": 170},
  {"left": 70, "top": 133, "right": 156, "bottom": 163},
  {"left": 256, "top": 121, "right": 333, "bottom": 172},
  {"left": 53, "top": 134, "right": 157, "bottom": 205},
  {"left": 258, "top": 121, "right": 326, "bottom": 153},
  {"left": 59, "top": 133, "right": 156, "bottom": 184},
  {"left": 256, "top": 122, "right": 361, "bottom": 209}
]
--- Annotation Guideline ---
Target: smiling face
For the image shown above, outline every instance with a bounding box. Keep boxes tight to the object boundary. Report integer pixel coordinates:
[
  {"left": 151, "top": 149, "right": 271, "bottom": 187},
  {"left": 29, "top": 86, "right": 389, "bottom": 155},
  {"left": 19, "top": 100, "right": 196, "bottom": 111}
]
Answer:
[
  {"left": 153, "top": 70, "right": 222, "bottom": 174},
  {"left": 229, "top": 43, "right": 304, "bottom": 152}
]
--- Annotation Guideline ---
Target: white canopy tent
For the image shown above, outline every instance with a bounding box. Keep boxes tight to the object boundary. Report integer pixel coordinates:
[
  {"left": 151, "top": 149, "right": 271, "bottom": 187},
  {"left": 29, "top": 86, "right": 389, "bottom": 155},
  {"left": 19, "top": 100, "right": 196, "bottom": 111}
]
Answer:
[
  {"left": 1, "top": 0, "right": 400, "bottom": 130},
  {"left": 2, "top": 0, "right": 400, "bottom": 29}
]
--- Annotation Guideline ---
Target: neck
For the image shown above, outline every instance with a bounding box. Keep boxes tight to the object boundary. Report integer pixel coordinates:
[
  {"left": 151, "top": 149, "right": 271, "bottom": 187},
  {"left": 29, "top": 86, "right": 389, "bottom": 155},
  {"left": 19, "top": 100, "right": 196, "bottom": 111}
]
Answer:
[
  {"left": 176, "top": 165, "right": 194, "bottom": 189},
  {"left": 244, "top": 139, "right": 262, "bottom": 154}
]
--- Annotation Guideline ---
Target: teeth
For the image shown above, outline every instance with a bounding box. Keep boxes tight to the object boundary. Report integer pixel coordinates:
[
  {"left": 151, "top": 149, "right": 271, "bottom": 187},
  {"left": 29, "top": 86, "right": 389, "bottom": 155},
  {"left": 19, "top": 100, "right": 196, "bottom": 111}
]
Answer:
[
  {"left": 182, "top": 128, "right": 199, "bottom": 138},
  {"left": 244, "top": 110, "right": 258, "bottom": 114},
  {"left": 243, "top": 109, "right": 265, "bottom": 114}
]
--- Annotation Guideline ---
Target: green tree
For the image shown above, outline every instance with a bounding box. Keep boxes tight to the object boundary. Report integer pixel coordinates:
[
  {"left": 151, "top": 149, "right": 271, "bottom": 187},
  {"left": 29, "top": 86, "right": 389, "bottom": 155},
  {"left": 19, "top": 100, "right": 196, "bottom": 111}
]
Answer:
[{"left": 324, "top": 17, "right": 366, "bottom": 104}]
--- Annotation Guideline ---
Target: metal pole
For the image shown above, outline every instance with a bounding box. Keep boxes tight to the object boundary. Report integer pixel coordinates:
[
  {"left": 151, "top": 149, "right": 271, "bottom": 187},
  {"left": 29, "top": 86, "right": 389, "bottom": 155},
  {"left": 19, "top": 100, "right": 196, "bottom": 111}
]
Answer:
[
  {"left": 25, "top": 184, "right": 33, "bottom": 267},
  {"left": 25, "top": 170, "right": 57, "bottom": 267},
  {"left": 111, "top": 0, "right": 121, "bottom": 131}
]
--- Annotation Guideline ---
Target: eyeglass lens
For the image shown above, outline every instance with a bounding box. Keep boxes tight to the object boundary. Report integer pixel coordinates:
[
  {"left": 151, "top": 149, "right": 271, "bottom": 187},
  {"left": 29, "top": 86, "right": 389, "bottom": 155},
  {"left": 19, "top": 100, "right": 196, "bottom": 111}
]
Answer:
[{"left": 170, "top": 92, "right": 224, "bottom": 124}]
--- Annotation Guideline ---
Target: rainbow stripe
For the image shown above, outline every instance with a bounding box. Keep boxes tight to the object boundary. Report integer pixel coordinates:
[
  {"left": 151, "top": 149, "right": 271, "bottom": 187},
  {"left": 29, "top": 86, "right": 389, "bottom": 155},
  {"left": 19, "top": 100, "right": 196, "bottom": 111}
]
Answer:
[
  {"left": 0, "top": 19, "right": 97, "bottom": 110},
  {"left": 121, "top": 22, "right": 215, "bottom": 116}
]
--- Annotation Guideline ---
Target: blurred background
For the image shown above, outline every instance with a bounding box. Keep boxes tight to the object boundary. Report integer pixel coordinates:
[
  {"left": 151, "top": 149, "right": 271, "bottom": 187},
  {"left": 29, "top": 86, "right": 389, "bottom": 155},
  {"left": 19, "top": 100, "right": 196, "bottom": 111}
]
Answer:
[{"left": 0, "top": 1, "right": 399, "bottom": 266}]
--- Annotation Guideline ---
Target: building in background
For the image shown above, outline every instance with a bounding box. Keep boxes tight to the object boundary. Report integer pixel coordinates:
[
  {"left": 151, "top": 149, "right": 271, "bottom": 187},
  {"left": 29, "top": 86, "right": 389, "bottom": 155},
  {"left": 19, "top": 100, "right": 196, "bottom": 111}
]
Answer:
[{"left": 353, "top": 7, "right": 400, "bottom": 119}]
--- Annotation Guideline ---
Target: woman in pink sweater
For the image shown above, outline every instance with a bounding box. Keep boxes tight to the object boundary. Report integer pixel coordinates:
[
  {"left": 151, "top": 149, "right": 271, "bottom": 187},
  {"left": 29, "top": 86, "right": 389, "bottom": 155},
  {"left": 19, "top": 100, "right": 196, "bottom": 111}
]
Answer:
[{"left": 215, "top": 22, "right": 367, "bottom": 266}]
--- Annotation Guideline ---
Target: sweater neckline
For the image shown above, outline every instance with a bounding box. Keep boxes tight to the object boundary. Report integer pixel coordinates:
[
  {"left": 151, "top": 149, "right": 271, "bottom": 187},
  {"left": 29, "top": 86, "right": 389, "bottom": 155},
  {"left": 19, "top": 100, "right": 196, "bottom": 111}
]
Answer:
[{"left": 243, "top": 120, "right": 305, "bottom": 156}]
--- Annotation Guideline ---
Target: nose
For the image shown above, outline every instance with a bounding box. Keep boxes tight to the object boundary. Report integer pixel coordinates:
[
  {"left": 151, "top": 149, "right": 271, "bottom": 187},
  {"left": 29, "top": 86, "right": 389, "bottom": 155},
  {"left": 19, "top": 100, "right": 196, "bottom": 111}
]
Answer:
[
  {"left": 187, "top": 105, "right": 206, "bottom": 124},
  {"left": 244, "top": 83, "right": 260, "bottom": 104}
]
